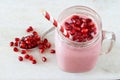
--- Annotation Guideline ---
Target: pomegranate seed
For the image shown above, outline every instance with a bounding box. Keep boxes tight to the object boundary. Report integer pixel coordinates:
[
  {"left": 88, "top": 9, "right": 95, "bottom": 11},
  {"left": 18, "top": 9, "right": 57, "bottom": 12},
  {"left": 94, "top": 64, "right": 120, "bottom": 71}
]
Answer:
[
  {"left": 24, "top": 54, "right": 30, "bottom": 59},
  {"left": 15, "top": 38, "right": 20, "bottom": 42},
  {"left": 32, "top": 31, "right": 38, "bottom": 35},
  {"left": 72, "top": 35, "right": 80, "bottom": 41},
  {"left": 40, "top": 49, "right": 44, "bottom": 53},
  {"left": 26, "top": 26, "right": 33, "bottom": 32},
  {"left": 10, "top": 42, "right": 14, "bottom": 46},
  {"left": 78, "top": 37, "right": 84, "bottom": 42},
  {"left": 43, "top": 45, "right": 47, "bottom": 49},
  {"left": 21, "top": 50, "right": 27, "bottom": 54},
  {"left": 50, "top": 49, "right": 55, "bottom": 54},
  {"left": 15, "top": 42, "right": 18, "bottom": 46},
  {"left": 65, "top": 22, "right": 72, "bottom": 30},
  {"left": 81, "top": 28, "right": 88, "bottom": 33},
  {"left": 18, "top": 56, "right": 23, "bottom": 61},
  {"left": 73, "top": 26, "right": 81, "bottom": 31},
  {"left": 43, "top": 38, "right": 48, "bottom": 43},
  {"left": 38, "top": 45, "right": 44, "bottom": 49},
  {"left": 32, "top": 60, "right": 37, "bottom": 64},
  {"left": 86, "top": 18, "right": 92, "bottom": 23},
  {"left": 71, "top": 15, "right": 80, "bottom": 21},
  {"left": 70, "top": 29, "right": 75, "bottom": 35},
  {"left": 13, "top": 47, "right": 19, "bottom": 52},
  {"left": 81, "top": 22, "right": 87, "bottom": 28},
  {"left": 71, "top": 15, "right": 82, "bottom": 26},
  {"left": 42, "top": 57, "right": 47, "bottom": 62},
  {"left": 29, "top": 55, "right": 33, "bottom": 61},
  {"left": 46, "top": 42, "right": 51, "bottom": 48},
  {"left": 65, "top": 32, "right": 70, "bottom": 38}
]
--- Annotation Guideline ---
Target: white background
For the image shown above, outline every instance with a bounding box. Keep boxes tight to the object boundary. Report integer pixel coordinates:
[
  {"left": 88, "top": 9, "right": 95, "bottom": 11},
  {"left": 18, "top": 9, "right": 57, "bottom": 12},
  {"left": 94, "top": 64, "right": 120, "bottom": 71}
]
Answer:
[{"left": 0, "top": 0, "right": 120, "bottom": 80}]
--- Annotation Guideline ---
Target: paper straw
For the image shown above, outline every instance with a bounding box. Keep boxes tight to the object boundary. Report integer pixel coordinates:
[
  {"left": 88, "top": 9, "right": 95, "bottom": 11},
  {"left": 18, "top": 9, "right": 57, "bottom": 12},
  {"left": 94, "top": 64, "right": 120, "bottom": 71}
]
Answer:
[
  {"left": 41, "top": 9, "right": 69, "bottom": 37},
  {"left": 41, "top": 9, "right": 58, "bottom": 27}
]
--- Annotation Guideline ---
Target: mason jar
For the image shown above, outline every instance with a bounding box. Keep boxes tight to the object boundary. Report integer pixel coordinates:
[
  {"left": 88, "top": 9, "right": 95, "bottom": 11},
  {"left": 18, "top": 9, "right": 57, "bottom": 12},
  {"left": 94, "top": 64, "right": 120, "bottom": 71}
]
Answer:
[{"left": 55, "top": 6, "right": 116, "bottom": 73}]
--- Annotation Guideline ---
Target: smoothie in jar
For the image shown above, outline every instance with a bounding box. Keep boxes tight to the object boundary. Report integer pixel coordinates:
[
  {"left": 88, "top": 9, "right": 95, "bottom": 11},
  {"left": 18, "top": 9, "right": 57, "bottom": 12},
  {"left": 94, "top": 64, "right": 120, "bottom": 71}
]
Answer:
[{"left": 55, "top": 7, "right": 102, "bottom": 73}]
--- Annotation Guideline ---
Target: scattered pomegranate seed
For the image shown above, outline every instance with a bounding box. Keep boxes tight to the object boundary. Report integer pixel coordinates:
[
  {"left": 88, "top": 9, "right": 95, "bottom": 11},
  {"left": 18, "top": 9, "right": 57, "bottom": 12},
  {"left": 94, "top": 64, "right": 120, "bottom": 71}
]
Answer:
[
  {"left": 24, "top": 54, "right": 30, "bottom": 59},
  {"left": 26, "top": 26, "right": 33, "bottom": 32},
  {"left": 21, "top": 50, "right": 27, "bottom": 54},
  {"left": 29, "top": 55, "right": 33, "bottom": 61},
  {"left": 38, "top": 45, "right": 44, "bottom": 49},
  {"left": 15, "top": 42, "right": 18, "bottom": 46},
  {"left": 15, "top": 38, "right": 20, "bottom": 42},
  {"left": 50, "top": 49, "right": 55, "bottom": 54},
  {"left": 13, "top": 47, "right": 19, "bottom": 52},
  {"left": 43, "top": 45, "right": 47, "bottom": 49},
  {"left": 43, "top": 38, "right": 48, "bottom": 43},
  {"left": 10, "top": 42, "right": 14, "bottom": 47},
  {"left": 46, "top": 42, "right": 51, "bottom": 48},
  {"left": 40, "top": 49, "right": 44, "bottom": 53},
  {"left": 32, "top": 60, "right": 37, "bottom": 64},
  {"left": 32, "top": 31, "right": 38, "bottom": 35},
  {"left": 18, "top": 56, "right": 23, "bottom": 61},
  {"left": 42, "top": 57, "right": 47, "bottom": 62}
]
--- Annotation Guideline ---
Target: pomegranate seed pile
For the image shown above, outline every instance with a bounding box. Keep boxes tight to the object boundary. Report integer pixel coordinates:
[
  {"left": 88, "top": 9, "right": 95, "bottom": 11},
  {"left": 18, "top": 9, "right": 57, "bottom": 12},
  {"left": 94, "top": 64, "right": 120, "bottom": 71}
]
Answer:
[
  {"left": 61, "top": 15, "right": 97, "bottom": 42},
  {"left": 10, "top": 26, "right": 55, "bottom": 64}
]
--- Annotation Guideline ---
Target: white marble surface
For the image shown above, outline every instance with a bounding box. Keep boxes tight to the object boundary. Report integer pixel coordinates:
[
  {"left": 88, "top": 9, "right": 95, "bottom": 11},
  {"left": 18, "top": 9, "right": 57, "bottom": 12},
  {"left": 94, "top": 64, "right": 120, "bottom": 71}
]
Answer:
[{"left": 0, "top": 0, "right": 120, "bottom": 80}]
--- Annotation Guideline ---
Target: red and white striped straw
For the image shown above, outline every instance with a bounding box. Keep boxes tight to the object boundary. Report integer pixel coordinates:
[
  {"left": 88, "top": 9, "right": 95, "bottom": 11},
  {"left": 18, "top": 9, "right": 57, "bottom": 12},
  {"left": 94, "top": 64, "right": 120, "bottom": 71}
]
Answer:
[
  {"left": 41, "top": 9, "right": 70, "bottom": 38},
  {"left": 41, "top": 9, "right": 58, "bottom": 27}
]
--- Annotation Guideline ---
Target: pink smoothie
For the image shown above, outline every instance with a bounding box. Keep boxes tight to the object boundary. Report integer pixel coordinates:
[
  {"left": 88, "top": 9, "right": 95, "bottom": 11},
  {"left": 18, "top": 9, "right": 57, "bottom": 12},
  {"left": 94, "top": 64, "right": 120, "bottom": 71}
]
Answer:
[{"left": 55, "top": 14, "right": 102, "bottom": 73}]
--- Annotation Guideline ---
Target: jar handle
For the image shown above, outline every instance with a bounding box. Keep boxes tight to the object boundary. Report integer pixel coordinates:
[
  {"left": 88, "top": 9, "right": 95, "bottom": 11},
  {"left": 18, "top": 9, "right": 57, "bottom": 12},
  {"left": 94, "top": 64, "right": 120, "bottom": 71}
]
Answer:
[{"left": 101, "top": 30, "right": 116, "bottom": 54}]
